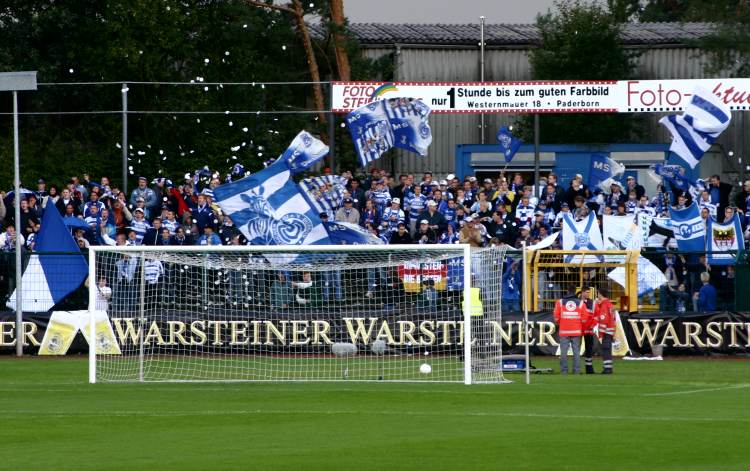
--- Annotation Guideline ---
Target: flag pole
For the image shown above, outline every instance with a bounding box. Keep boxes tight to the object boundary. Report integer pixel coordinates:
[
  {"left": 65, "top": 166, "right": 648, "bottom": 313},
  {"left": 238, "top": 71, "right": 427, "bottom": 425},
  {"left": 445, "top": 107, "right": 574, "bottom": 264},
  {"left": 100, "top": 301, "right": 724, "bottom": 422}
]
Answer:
[
  {"left": 522, "top": 241, "right": 530, "bottom": 385},
  {"left": 13, "top": 91, "right": 22, "bottom": 357}
]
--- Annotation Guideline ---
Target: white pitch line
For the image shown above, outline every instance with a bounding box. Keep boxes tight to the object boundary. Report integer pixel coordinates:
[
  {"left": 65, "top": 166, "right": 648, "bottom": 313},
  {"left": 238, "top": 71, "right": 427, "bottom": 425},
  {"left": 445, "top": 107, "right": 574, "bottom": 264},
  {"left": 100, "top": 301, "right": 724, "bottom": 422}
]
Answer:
[
  {"left": 1, "top": 409, "right": 749, "bottom": 423},
  {"left": 642, "top": 383, "right": 750, "bottom": 397}
]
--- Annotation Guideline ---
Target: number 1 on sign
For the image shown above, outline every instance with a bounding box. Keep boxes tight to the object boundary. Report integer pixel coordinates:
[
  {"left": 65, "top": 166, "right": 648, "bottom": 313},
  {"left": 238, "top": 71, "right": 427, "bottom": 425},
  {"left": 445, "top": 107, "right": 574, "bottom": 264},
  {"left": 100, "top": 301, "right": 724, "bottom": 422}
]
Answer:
[{"left": 446, "top": 88, "right": 455, "bottom": 108}]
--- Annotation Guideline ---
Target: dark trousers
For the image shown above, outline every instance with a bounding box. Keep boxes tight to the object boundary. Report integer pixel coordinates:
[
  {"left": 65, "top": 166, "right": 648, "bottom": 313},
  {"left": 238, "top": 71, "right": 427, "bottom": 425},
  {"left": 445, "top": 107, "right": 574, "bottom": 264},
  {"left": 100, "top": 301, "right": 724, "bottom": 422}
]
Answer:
[
  {"left": 583, "top": 334, "right": 596, "bottom": 373},
  {"left": 601, "top": 334, "right": 614, "bottom": 372}
]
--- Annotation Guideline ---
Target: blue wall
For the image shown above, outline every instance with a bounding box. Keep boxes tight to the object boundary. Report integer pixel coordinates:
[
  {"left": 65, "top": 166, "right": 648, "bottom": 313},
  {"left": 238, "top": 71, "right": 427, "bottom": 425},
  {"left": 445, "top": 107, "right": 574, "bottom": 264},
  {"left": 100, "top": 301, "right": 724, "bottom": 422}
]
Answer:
[{"left": 454, "top": 143, "right": 684, "bottom": 183}]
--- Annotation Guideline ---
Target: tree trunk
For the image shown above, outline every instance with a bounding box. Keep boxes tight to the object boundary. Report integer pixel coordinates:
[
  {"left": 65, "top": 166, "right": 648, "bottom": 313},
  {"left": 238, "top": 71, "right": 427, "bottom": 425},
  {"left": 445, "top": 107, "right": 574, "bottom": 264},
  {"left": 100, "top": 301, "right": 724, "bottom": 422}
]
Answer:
[
  {"left": 329, "top": 0, "right": 351, "bottom": 81},
  {"left": 291, "top": 0, "right": 327, "bottom": 124}
]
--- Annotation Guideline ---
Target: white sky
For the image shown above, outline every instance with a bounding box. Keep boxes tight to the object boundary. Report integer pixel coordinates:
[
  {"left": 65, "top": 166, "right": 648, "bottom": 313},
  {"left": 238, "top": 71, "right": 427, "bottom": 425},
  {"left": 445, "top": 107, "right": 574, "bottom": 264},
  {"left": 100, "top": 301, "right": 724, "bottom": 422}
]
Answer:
[{"left": 343, "top": 0, "right": 559, "bottom": 23}]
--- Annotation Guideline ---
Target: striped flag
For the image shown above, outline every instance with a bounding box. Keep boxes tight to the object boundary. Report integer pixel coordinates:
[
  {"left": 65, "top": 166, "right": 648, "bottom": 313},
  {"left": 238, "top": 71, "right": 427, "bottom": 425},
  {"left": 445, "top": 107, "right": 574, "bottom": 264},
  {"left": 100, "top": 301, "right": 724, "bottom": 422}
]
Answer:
[
  {"left": 347, "top": 97, "right": 431, "bottom": 168},
  {"left": 659, "top": 86, "right": 731, "bottom": 169},
  {"left": 299, "top": 175, "right": 349, "bottom": 216},
  {"left": 280, "top": 130, "right": 329, "bottom": 174}
]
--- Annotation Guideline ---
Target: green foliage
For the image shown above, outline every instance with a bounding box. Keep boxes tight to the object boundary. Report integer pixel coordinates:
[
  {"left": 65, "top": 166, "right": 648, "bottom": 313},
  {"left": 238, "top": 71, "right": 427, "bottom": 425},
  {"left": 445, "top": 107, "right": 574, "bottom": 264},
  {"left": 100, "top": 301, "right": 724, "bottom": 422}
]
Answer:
[
  {"left": 525, "top": 0, "right": 641, "bottom": 144},
  {"left": 0, "top": 0, "right": 333, "bottom": 190}
]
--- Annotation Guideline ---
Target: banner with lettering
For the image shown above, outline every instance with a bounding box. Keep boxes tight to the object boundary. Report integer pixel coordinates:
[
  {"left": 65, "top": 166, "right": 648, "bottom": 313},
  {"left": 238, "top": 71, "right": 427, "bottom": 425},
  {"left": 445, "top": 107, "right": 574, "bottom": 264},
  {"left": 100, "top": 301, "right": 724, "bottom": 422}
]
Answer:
[{"left": 2, "top": 310, "right": 749, "bottom": 357}]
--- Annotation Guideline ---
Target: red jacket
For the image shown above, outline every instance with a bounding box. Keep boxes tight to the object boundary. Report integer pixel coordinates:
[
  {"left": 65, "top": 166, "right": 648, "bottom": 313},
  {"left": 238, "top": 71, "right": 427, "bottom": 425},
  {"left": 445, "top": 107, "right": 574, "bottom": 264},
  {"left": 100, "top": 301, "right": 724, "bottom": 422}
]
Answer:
[
  {"left": 594, "top": 298, "right": 616, "bottom": 339},
  {"left": 553, "top": 296, "right": 590, "bottom": 337}
]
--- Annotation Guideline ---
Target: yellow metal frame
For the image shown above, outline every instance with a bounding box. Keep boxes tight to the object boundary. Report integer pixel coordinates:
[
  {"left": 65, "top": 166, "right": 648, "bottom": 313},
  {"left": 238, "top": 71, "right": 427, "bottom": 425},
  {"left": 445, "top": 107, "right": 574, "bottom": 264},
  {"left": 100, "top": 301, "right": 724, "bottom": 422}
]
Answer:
[{"left": 523, "top": 250, "right": 640, "bottom": 312}]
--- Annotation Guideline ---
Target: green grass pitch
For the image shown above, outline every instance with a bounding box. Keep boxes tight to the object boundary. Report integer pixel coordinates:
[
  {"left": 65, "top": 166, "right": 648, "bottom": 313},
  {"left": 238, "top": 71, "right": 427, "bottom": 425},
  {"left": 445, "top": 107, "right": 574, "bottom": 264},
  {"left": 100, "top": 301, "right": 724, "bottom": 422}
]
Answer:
[{"left": 1, "top": 357, "right": 749, "bottom": 470}]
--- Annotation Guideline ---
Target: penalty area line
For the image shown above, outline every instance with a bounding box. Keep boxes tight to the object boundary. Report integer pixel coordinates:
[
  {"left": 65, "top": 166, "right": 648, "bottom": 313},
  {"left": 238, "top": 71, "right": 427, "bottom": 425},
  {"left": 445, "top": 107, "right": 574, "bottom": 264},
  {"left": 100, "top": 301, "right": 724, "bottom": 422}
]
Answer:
[
  {"left": 1, "top": 409, "right": 749, "bottom": 423},
  {"left": 641, "top": 383, "right": 750, "bottom": 397}
]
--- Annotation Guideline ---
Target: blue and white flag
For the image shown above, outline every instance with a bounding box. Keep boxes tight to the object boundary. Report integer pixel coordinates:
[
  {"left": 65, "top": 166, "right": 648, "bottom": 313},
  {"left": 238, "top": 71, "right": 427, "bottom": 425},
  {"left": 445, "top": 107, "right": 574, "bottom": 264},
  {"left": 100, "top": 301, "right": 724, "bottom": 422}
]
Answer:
[
  {"left": 706, "top": 213, "right": 744, "bottom": 265},
  {"left": 589, "top": 153, "right": 625, "bottom": 192},
  {"left": 609, "top": 257, "right": 667, "bottom": 296},
  {"left": 347, "top": 98, "right": 432, "bottom": 168},
  {"left": 668, "top": 202, "right": 706, "bottom": 252},
  {"left": 280, "top": 130, "right": 329, "bottom": 174},
  {"left": 659, "top": 86, "right": 732, "bottom": 169},
  {"left": 6, "top": 204, "right": 88, "bottom": 312},
  {"left": 562, "top": 212, "right": 604, "bottom": 263},
  {"left": 649, "top": 163, "right": 691, "bottom": 191},
  {"left": 299, "top": 175, "right": 348, "bottom": 215},
  {"left": 324, "top": 221, "right": 383, "bottom": 245},
  {"left": 213, "top": 158, "right": 331, "bottom": 246},
  {"left": 496, "top": 126, "right": 522, "bottom": 163}
]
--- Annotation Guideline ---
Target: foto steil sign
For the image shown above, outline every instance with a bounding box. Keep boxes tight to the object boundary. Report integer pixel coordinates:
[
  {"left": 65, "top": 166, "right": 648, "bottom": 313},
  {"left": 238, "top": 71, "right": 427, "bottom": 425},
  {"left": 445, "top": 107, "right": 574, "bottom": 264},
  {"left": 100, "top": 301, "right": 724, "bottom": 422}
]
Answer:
[{"left": 331, "top": 79, "right": 750, "bottom": 114}]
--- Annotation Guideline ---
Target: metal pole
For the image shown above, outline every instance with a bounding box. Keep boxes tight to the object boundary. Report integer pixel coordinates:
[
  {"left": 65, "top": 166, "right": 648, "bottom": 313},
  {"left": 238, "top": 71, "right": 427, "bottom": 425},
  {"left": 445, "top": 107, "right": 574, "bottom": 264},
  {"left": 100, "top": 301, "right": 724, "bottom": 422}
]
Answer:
[
  {"left": 462, "top": 244, "right": 472, "bottom": 385},
  {"left": 138, "top": 252, "right": 146, "bottom": 382},
  {"left": 479, "top": 16, "right": 486, "bottom": 145},
  {"left": 13, "top": 91, "right": 23, "bottom": 357},
  {"left": 88, "top": 248, "right": 97, "bottom": 383},
  {"left": 534, "top": 113, "right": 540, "bottom": 198},
  {"left": 522, "top": 242, "right": 530, "bottom": 385},
  {"left": 328, "top": 83, "right": 336, "bottom": 173},
  {"left": 122, "top": 83, "right": 129, "bottom": 194}
]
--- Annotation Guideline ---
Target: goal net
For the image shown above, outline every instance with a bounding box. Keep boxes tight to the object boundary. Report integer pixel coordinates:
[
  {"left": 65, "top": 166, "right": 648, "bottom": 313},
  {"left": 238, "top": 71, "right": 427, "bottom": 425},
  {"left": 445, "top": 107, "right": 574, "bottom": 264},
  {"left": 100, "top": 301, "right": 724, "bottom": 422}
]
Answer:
[{"left": 88, "top": 244, "right": 512, "bottom": 384}]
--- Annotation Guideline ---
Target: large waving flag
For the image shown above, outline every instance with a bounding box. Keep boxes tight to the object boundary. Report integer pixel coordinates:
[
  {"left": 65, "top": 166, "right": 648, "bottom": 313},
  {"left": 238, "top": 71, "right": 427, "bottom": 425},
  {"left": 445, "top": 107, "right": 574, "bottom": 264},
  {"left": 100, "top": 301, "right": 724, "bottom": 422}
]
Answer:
[
  {"left": 299, "top": 175, "right": 348, "bottom": 215},
  {"left": 347, "top": 97, "right": 432, "bottom": 168},
  {"left": 281, "top": 130, "right": 329, "bottom": 174},
  {"left": 659, "top": 86, "right": 732, "bottom": 169},
  {"left": 213, "top": 158, "right": 331, "bottom": 246},
  {"left": 669, "top": 202, "right": 706, "bottom": 252},
  {"left": 6, "top": 206, "right": 88, "bottom": 312},
  {"left": 706, "top": 213, "right": 744, "bottom": 265},
  {"left": 561, "top": 212, "right": 604, "bottom": 263},
  {"left": 496, "top": 126, "right": 522, "bottom": 163}
]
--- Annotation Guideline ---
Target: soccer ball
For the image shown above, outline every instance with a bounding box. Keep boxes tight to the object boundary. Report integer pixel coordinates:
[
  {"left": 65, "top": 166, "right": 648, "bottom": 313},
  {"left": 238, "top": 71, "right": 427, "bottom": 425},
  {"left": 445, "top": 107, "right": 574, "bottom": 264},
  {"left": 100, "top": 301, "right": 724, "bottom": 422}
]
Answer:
[{"left": 419, "top": 363, "right": 432, "bottom": 374}]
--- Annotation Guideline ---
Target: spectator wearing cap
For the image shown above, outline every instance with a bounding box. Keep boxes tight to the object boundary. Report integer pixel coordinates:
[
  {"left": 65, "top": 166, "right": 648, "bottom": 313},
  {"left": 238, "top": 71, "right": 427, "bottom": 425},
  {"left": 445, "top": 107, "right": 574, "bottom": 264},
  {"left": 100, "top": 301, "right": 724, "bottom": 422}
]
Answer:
[
  {"left": 335, "top": 197, "right": 360, "bottom": 225},
  {"left": 368, "top": 179, "right": 391, "bottom": 214},
  {"left": 514, "top": 225, "right": 531, "bottom": 249},
  {"left": 554, "top": 202, "right": 571, "bottom": 228},
  {"left": 130, "top": 208, "right": 151, "bottom": 245},
  {"left": 530, "top": 211, "right": 552, "bottom": 239},
  {"left": 404, "top": 185, "right": 427, "bottom": 235},
  {"left": 606, "top": 181, "right": 626, "bottom": 209},
  {"left": 133, "top": 197, "right": 151, "bottom": 221},
  {"left": 422, "top": 200, "right": 447, "bottom": 236},
  {"left": 55, "top": 188, "right": 82, "bottom": 217},
  {"left": 459, "top": 216, "right": 484, "bottom": 248},
  {"left": 130, "top": 176, "right": 157, "bottom": 211},
  {"left": 35, "top": 179, "right": 48, "bottom": 201},
  {"left": 390, "top": 222, "right": 413, "bottom": 244},
  {"left": 416, "top": 219, "right": 438, "bottom": 244},
  {"left": 381, "top": 198, "right": 405, "bottom": 233}
]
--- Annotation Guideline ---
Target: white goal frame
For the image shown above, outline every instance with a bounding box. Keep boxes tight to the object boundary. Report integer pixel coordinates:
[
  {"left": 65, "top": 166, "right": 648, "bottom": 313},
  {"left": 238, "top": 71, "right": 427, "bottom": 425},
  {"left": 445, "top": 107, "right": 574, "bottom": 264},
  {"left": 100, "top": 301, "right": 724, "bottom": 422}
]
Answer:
[{"left": 88, "top": 243, "right": 511, "bottom": 385}]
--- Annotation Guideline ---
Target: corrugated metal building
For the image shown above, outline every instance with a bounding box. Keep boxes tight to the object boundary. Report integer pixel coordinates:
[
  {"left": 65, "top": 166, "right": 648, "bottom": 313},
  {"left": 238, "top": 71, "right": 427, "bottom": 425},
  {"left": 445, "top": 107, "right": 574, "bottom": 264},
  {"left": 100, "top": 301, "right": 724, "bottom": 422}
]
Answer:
[{"left": 346, "top": 22, "right": 748, "bottom": 184}]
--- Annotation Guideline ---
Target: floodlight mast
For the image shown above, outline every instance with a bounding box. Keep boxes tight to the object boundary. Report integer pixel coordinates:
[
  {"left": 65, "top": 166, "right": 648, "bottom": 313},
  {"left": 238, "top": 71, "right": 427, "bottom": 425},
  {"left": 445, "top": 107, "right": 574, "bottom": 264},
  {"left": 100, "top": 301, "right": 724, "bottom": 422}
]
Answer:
[{"left": 0, "top": 71, "right": 38, "bottom": 357}]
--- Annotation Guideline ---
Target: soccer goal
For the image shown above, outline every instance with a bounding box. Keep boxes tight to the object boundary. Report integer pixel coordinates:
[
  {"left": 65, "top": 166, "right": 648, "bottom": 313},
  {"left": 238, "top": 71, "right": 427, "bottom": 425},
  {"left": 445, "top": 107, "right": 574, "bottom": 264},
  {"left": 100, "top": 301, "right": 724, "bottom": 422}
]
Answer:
[{"left": 87, "top": 244, "right": 513, "bottom": 384}]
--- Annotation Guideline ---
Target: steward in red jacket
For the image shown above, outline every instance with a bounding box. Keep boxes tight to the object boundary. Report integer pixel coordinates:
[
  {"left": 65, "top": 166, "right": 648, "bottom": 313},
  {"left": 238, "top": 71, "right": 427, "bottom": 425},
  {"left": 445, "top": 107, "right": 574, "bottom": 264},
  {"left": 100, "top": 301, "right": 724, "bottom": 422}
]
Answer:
[
  {"left": 553, "top": 287, "right": 590, "bottom": 374},
  {"left": 579, "top": 287, "right": 598, "bottom": 374}
]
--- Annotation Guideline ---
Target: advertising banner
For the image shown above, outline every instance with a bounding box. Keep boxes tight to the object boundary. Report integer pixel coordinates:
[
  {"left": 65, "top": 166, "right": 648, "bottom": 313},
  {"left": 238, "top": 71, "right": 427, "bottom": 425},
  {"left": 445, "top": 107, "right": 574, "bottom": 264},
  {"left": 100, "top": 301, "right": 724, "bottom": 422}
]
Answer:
[
  {"left": 332, "top": 79, "right": 750, "bottom": 114},
  {"left": 2, "top": 310, "right": 749, "bottom": 357}
]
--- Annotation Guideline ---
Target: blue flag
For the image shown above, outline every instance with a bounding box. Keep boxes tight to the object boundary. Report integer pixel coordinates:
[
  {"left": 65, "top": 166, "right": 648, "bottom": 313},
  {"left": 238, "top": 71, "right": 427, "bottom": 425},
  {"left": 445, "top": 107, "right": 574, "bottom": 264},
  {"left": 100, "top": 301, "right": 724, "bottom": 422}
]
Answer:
[
  {"left": 588, "top": 153, "right": 625, "bottom": 191},
  {"left": 496, "top": 126, "right": 522, "bottom": 163},
  {"left": 347, "top": 98, "right": 432, "bottom": 168},
  {"left": 213, "top": 158, "right": 331, "bottom": 246},
  {"left": 706, "top": 213, "right": 744, "bottom": 265},
  {"left": 659, "top": 86, "right": 731, "bottom": 169},
  {"left": 324, "top": 221, "right": 383, "bottom": 245},
  {"left": 6, "top": 205, "right": 88, "bottom": 312},
  {"left": 669, "top": 202, "right": 706, "bottom": 252},
  {"left": 280, "top": 130, "right": 329, "bottom": 174},
  {"left": 299, "top": 175, "right": 348, "bottom": 216}
]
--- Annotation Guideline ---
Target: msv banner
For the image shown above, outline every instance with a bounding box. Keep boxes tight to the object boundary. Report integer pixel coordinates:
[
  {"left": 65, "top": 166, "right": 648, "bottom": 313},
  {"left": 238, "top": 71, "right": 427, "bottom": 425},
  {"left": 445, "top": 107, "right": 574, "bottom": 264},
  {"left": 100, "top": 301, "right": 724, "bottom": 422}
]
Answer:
[
  {"left": 669, "top": 203, "right": 706, "bottom": 252},
  {"left": 706, "top": 213, "right": 744, "bottom": 265}
]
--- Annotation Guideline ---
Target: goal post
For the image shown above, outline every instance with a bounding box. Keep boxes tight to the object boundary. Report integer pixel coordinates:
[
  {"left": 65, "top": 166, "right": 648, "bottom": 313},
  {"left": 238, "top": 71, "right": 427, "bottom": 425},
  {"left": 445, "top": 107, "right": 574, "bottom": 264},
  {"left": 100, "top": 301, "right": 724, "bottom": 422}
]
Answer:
[{"left": 88, "top": 244, "right": 513, "bottom": 384}]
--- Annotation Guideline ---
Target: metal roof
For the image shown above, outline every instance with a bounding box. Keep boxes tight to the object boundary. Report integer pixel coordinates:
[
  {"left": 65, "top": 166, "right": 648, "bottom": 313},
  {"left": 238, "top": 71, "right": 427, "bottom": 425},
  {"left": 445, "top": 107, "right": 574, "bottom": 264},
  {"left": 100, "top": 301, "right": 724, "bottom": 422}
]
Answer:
[{"left": 333, "top": 22, "right": 716, "bottom": 47}]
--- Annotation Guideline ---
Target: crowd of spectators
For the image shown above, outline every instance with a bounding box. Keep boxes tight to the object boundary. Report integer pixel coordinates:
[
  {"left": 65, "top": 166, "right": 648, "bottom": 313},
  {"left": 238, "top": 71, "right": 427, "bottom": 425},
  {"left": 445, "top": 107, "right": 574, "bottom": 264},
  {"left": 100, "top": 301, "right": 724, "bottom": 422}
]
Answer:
[{"left": 0, "top": 166, "right": 743, "bottom": 312}]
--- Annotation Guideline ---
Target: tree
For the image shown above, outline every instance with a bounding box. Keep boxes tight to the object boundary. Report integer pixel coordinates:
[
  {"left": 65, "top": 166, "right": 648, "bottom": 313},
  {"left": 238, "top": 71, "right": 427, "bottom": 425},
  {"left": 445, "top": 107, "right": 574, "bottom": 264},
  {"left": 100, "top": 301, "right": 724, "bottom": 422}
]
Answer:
[{"left": 526, "top": 0, "right": 641, "bottom": 144}]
